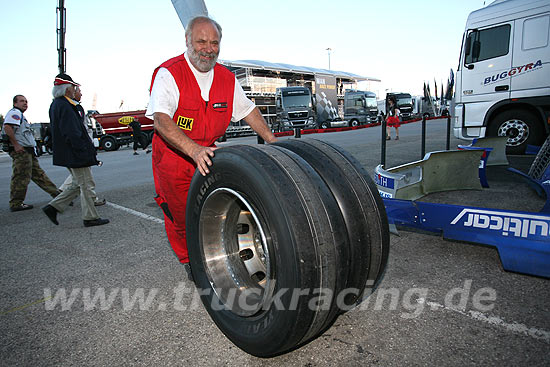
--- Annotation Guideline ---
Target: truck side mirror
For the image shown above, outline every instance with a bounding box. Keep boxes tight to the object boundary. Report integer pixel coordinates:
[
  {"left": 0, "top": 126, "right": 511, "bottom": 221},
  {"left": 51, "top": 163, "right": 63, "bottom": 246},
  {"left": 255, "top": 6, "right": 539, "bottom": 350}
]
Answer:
[
  {"left": 472, "top": 40, "right": 481, "bottom": 60},
  {"left": 465, "top": 36, "right": 471, "bottom": 57}
]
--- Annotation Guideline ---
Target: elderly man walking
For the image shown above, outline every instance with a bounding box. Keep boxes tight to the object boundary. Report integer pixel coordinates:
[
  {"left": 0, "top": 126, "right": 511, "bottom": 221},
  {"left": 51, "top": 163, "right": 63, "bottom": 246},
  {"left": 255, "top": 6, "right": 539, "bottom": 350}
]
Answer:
[{"left": 42, "top": 74, "right": 109, "bottom": 227}]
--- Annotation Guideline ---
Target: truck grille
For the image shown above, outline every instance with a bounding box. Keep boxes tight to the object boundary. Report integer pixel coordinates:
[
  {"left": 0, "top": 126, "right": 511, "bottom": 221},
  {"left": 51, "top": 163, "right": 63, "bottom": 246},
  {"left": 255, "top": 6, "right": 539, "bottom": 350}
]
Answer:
[{"left": 288, "top": 111, "right": 308, "bottom": 119}]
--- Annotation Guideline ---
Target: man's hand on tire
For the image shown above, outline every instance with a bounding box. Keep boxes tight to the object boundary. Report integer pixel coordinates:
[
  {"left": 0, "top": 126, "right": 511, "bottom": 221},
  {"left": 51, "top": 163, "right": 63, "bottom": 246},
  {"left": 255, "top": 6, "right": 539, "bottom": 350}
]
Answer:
[{"left": 190, "top": 144, "right": 217, "bottom": 176}]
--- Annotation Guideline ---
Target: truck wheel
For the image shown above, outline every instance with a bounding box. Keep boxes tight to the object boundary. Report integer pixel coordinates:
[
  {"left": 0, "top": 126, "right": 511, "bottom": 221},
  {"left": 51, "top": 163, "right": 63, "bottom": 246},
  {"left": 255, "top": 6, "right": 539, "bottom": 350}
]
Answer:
[
  {"left": 275, "top": 139, "right": 390, "bottom": 307},
  {"left": 320, "top": 122, "right": 329, "bottom": 129},
  {"left": 488, "top": 110, "right": 543, "bottom": 154},
  {"left": 528, "top": 135, "right": 550, "bottom": 180},
  {"left": 100, "top": 136, "right": 117, "bottom": 152},
  {"left": 186, "top": 145, "right": 349, "bottom": 357},
  {"left": 349, "top": 119, "right": 359, "bottom": 127}
]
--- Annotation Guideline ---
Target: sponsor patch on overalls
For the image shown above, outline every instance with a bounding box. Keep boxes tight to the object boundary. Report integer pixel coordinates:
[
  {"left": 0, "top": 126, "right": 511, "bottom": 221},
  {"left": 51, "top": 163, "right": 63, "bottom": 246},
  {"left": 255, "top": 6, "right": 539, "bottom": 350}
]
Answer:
[
  {"left": 176, "top": 116, "right": 194, "bottom": 131},
  {"left": 212, "top": 102, "right": 227, "bottom": 109}
]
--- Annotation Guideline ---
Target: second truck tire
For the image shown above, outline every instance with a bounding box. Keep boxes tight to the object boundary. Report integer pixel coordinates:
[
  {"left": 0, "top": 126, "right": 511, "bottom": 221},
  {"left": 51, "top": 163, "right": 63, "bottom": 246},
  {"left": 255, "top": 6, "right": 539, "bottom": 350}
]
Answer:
[{"left": 275, "top": 139, "right": 390, "bottom": 305}]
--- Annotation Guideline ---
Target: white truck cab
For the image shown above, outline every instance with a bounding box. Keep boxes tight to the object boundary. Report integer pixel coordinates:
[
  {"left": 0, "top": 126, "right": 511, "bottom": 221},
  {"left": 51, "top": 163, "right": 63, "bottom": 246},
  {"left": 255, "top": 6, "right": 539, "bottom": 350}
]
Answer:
[{"left": 453, "top": 0, "right": 550, "bottom": 154}]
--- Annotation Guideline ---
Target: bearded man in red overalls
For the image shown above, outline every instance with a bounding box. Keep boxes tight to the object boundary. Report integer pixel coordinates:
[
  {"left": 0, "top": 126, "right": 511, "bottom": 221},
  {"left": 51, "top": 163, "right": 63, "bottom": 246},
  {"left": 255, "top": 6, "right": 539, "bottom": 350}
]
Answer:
[{"left": 146, "top": 16, "right": 277, "bottom": 269}]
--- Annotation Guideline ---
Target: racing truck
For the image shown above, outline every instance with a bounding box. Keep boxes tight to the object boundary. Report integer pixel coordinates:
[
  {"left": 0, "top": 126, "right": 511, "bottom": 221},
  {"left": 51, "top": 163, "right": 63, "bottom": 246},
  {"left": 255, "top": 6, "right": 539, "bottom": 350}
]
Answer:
[
  {"left": 90, "top": 110, "right": 153, "bottom": 151},
  {"left": 272, "top": 86, "right": 317, "bottom": 132},
  {"left": 344, "top": 90, "right": 379, "bottom": 126}
]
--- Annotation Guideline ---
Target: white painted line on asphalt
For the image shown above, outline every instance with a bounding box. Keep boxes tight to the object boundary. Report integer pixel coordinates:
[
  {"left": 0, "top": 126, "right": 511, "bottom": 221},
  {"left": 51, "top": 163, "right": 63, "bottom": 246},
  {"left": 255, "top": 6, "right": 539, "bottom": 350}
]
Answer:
[
  {"left": 417, "top": 298, "right": 550, "bottom": 343},
  {"left": 106, "top": 202, "right": 164, "bottom": 224}
]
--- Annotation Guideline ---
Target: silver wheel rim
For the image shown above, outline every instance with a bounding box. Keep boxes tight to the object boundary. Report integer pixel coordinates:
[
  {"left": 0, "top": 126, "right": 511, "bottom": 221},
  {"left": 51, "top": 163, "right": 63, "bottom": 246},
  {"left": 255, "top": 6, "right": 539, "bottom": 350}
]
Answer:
[
  {"left": 199, "top": 188, "right": 273, "bottom": 316},
  {"left": 497, "top": 119, "right": 529, "bottom": 147}
]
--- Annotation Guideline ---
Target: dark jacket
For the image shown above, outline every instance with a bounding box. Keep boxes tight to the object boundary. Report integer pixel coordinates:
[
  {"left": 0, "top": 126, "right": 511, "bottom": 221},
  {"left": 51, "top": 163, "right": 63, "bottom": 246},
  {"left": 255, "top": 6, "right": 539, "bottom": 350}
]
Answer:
[{"left": 49, "top": 96, "right": 98, "bottom": 168}]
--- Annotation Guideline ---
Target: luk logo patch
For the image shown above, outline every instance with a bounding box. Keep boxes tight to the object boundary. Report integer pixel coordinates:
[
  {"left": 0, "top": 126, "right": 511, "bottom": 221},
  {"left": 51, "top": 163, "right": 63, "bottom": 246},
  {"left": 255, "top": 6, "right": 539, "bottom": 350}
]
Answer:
[{"left": 177, "top": 116, "right": 194, "bottom": 131}]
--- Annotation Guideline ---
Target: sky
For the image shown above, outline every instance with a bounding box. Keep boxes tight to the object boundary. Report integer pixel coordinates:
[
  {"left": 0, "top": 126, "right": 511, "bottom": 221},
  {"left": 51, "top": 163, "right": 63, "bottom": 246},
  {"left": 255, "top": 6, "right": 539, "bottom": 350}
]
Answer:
[{"left": 0, "top": 0, "right": 490, "bottom": 123}]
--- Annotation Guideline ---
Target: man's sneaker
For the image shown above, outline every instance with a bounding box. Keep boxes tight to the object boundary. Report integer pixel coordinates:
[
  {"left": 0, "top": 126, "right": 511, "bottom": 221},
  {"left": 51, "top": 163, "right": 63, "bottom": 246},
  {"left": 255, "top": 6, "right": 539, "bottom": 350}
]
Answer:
[
  {"left": 42, "top": 205, "right": 59, "bottom": 225},
  {"left": 133, "top": 152, "right": 139, "bottom": 156},
  {"left": 83, "top": 218, "right": 110, "bottom": 227},
  {"left": 183, "top": 263, "right": 194, "bottom": 282},
  {"left": 146, "top": 149, "right": 152, "bottom": 154},
  {"left": 10, "top": 203, "right": 34, "bottom": 212}
]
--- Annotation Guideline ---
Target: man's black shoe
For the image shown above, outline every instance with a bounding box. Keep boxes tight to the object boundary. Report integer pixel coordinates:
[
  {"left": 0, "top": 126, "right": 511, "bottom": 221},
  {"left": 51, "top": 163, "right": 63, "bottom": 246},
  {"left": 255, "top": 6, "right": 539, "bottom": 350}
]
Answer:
[
  {"left": 83, "top": 218, "right": 110, "bottom": 227},
  {"left": 10, "top": 203, "right": 34, "bottom": 212},
  {"left": 42, "top": 205, "right": 59, "bottom": 225}
]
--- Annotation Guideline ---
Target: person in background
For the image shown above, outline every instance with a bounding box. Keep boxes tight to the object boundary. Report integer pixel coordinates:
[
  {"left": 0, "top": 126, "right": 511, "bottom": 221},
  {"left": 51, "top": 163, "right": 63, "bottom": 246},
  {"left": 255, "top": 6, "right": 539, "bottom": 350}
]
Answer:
[
  {"left": 42, "top": 74, "right": 109, "bottom": 227},
  {"left": 58, "top": 85, "right": 106, "bottom": 206},
  {"left": 146, "top": 16, "right": 276, "bottom": 274},
  {"left": 2, "top": 95, "right": 60, "bottom": 212},
  {"left": 129, "top": 116, "right": 151, "bottom": 155},
  {"left": 386, "top": 96, "right": 400, "bottom": 140}
]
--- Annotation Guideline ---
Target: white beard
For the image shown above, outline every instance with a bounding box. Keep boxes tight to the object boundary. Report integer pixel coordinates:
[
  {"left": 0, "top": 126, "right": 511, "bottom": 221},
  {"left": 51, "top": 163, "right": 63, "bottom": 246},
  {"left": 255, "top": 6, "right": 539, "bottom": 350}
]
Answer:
[{"left": 187, "top": 42, "right": 218, "bottom": 72}]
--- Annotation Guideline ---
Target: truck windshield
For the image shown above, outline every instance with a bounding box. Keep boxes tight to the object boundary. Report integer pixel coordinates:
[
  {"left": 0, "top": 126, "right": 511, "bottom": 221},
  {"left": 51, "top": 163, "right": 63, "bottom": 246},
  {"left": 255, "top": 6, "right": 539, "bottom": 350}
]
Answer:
[
  {"left": 365, "top": 97, "right": 377, "bottom": 108},
  {"left": 282, "top": 92, "right": 311, "bottom": 108},
  {"left": 396, "top": 97, "right": 412, "bottom": 107}
]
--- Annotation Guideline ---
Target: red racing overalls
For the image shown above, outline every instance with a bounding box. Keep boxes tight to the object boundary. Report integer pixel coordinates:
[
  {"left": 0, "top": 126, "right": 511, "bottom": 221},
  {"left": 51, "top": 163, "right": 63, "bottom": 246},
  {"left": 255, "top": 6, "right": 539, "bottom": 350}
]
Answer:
[{"left": 150, "top": 54, "right": 235, "bottom": 263}]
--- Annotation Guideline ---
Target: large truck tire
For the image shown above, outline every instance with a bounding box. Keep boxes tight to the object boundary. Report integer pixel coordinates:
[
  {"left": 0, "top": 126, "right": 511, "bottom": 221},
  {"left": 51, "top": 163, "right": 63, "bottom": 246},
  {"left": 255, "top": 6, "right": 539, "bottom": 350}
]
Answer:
[
  {"left": 186, "top": 145, "right": 350, "bottom": 357},
  {"left": 100, "top": 136, "right": 118, "bottom": 151},
  {"left": 275, "top": 139, "right": 390, "bottom": 306},
  {"left": 528, "top": 135, "right": 550, "bottom": 180},
  {"left": 488, "top": 109, "right": 544, "bottom": 155}
]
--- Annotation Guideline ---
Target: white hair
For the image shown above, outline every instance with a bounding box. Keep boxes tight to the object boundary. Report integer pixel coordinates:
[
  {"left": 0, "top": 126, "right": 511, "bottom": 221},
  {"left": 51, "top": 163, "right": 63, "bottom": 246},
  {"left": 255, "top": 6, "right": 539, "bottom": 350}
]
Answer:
[
  {"left": 52, "top": 84, "right": 71, "bottom": 99},
  {"left": 185, "top": 16, "right": 222, "bottom": 40}
]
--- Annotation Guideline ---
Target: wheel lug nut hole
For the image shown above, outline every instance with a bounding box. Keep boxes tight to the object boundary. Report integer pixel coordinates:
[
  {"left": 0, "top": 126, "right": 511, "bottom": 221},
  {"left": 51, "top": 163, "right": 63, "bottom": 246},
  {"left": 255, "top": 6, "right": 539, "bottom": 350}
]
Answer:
[
  {"left": 237, "top": 223, "right": 250, "bottom": 234},
  {"left": 240, "top": 248, "right": 254, "bottom": 261},
  {"left": 251, "top": 272, "right": 265, "bottom": 282}
]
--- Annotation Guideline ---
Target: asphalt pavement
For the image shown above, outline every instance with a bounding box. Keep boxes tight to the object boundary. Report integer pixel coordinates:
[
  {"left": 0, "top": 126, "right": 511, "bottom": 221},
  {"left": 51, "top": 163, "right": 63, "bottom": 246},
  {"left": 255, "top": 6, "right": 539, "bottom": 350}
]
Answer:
[{"left": 0, "top": 119, "right": 548, "bottom": 366}]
